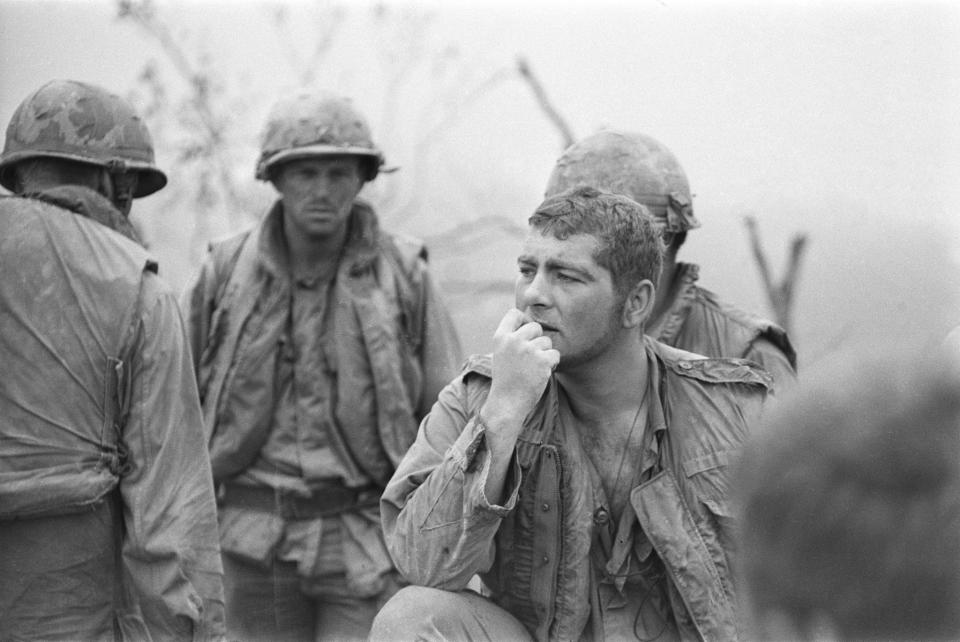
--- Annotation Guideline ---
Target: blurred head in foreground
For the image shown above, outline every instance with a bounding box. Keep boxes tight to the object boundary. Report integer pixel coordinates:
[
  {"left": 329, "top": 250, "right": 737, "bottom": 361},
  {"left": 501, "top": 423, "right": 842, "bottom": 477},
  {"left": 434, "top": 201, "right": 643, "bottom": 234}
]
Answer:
[{"left": 735, "top": 352, "right": 960, "bottom": 641}]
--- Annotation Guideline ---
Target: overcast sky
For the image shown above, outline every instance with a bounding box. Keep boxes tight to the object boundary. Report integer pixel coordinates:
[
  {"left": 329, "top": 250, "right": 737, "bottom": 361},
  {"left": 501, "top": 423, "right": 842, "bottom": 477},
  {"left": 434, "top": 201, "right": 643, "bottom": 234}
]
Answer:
[{"left": 2, "top": 0, "right": 959, "bottom": 359}]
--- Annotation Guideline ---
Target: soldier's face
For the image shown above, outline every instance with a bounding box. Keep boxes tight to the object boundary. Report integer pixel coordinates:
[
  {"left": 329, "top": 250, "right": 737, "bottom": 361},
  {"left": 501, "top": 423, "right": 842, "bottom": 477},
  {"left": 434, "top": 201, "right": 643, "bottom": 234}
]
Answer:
[
  {"left": 274, "top": 156, "right": 364, "bottom": 240},
  {"left": 515, "top": 230, "right": 622, "bottom": 370}
]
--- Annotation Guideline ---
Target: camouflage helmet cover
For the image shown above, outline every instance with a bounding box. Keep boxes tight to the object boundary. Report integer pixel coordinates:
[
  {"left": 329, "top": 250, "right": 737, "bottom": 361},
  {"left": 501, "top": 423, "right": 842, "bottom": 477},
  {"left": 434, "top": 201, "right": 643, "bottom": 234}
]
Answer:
[
  {"left": 545, "top": 130, "right": 700, "bottom": 233},
  {"left": 256, "top": 91, "right": 385, "bottom": 182},
  {"left": 0, "top": 79, "right": 167, "bottom": 197}
]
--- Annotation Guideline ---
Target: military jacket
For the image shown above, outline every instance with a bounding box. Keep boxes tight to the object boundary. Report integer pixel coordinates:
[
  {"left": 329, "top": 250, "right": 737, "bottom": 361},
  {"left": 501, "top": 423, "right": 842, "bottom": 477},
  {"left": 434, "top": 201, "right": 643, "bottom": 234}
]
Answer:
[
  {"left": 382, "top": 337, "right": 770, "bottom": 641},
  {"left": 0, "top": 195, "right": 225, "bottom": 639}
]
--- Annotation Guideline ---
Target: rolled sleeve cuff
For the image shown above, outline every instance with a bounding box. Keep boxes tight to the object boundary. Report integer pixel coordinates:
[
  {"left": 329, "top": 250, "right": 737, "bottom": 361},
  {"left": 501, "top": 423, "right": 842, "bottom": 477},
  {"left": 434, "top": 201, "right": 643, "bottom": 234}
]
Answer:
[{"left": 448, "top": 414, "right": 521, "bottom": 518}]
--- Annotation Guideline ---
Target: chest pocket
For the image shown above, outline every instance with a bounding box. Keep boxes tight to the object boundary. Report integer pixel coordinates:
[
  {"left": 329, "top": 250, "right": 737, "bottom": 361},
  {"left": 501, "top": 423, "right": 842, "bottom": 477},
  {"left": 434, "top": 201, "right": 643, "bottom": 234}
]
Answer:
[{"left": 681, "top": 449, "right": 737, "bottom": 555}]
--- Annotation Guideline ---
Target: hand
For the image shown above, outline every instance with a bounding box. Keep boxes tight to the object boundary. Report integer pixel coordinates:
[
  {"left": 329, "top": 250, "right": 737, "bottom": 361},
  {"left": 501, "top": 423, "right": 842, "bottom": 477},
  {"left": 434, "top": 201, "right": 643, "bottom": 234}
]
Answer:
[
  {"left": 480, "top": 309, "right": 560, "bottom": 504},
  {"left": 485, "top": 309, "right": 560, "bottom": 427}
]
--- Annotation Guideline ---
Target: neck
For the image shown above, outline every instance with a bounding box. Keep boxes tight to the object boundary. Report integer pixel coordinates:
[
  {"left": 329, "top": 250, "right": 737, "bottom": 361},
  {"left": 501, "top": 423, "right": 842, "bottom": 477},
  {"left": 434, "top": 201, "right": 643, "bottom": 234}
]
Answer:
[
  {"left": 556, "top": 332, "right": 649, "bottom": 432},
  {"left": 283, "top": 217, "right": 349, "bottom": 280}
]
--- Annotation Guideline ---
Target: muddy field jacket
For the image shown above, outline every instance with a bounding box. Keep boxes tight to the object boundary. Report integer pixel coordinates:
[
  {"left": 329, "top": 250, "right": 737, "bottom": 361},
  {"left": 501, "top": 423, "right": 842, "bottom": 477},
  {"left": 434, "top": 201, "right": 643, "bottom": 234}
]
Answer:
[
  {"left": 180, "top": 199, "right": 462, "bottom": 487},
  {"left": 0, "top": 195, "right": 225, "bottom": 639},
  {"left": 650, "top": 263, "right": 797, "bottom": 391},
  {"left": 382, "top": 338, "right": 770, "bottom": 641}
]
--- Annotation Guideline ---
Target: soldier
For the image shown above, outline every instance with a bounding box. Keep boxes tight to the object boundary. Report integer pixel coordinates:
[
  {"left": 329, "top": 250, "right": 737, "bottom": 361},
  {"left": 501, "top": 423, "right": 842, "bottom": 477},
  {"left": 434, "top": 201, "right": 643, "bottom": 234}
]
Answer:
[
  {"left": 0, "top": 80, "right": 225, "bottom": 639},
  {"left": 180, "top": 90, "right": 462, "bottom": 641},
  {"left": 545, "top": 130, "right": 797, "bottom": 390},
  {"left": 736, "top": 353, "right": 960, "bottom": 640},
  {"left": 371, "top": 187, "right": 771, "bottom": 641}
]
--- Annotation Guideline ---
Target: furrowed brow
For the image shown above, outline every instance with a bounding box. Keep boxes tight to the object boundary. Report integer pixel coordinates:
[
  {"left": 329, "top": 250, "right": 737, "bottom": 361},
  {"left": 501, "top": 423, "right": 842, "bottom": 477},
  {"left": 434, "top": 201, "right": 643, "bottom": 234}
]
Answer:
[{"left": 544, "top": 258, "right": 594, "bottom": 280}]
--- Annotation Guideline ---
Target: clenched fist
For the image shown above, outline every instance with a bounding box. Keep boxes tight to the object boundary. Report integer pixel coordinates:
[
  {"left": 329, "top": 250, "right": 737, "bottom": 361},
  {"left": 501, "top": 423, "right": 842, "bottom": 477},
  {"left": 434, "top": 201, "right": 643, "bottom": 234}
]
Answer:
[{"left": 485, "top": 309, "right": 560, "bottom": 435}]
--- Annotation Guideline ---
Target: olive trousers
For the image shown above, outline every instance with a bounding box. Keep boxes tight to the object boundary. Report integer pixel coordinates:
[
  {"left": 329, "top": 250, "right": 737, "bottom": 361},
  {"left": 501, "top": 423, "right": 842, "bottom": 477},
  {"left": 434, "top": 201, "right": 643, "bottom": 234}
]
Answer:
[
  {"left": 0, "top": 502, "right": 117, "bottom": 641},
  {"left": 369, "top": 585, "right": 535, "bottom": 642}
]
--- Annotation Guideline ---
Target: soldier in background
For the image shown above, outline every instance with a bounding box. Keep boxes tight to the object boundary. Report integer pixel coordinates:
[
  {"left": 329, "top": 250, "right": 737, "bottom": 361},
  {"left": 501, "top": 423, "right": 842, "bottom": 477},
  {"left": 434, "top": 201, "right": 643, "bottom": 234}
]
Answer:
[
  {"left": 735, "top": 352, "right": 960, "bottom": 640},
  {"left": 0, "top": 80, "right": 225, "bottom": 639},
  {"left": 545, "top": 130, "right": 797, "bottom": 390},
  {"left": 180, "top": 90, "right": 462, "bottom": 641}
]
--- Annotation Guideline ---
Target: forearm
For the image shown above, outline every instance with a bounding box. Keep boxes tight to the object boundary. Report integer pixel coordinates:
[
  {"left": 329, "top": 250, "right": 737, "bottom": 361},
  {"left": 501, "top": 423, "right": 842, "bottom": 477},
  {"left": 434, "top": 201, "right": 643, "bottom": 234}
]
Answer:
[
  {"left": 478, "top": 405, "right": 525, "bottom": 505},
  {"left": 388, "top": 308, "right": 554, "bottom": 588},
  {"left": 383, "top": 389, "right": 520, "bottom": 589}
]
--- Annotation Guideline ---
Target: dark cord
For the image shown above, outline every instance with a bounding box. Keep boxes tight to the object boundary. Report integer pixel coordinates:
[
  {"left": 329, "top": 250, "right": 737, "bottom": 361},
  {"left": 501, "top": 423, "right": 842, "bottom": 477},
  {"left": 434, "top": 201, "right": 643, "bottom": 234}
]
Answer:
[{"left": 632, "top": 572, "right": 669, "bottom": 641}]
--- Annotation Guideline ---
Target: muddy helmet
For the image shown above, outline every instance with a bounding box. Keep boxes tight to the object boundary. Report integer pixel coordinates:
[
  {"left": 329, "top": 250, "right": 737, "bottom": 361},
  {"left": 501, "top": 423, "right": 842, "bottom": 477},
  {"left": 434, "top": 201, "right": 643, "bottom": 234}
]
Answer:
[
  {"left": 255, "top": 91, "right": 385, "bottom": 182},
  {"left": 545, "top": 130, "right": 700, "bottom": 233},
  {"left": 0, "top": 79, "right": 167, "bottom": 197}
]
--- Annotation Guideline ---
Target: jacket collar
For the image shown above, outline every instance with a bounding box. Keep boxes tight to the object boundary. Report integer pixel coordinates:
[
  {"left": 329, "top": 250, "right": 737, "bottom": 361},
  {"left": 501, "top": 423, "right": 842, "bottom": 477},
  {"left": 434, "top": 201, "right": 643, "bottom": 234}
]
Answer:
[{"left": 25, "top": 186, "right": 144, "bottom": 247}]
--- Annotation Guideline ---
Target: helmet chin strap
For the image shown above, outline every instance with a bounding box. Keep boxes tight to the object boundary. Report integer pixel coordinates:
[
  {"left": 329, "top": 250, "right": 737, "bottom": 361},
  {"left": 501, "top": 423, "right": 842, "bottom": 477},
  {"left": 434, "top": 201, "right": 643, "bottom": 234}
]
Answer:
[{"left": 98, "top": 167, "right": 138, "bottom": 217}]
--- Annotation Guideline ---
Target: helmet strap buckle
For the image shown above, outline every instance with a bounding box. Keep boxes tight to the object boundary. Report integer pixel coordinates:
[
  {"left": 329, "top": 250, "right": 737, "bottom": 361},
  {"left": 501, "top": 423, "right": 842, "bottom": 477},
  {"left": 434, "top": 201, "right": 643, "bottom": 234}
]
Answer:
[{"left": 100, "top": 165, "right": 138, "bottom": 217}]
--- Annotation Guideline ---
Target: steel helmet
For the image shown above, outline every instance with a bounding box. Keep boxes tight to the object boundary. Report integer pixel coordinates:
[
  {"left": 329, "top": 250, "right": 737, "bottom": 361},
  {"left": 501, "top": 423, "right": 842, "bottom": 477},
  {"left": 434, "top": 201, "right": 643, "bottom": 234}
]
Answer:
[
  {"left": 0, "top": 79, "right": 167, "bottom": 197},
  {"left": 255, "top": 91, "right": 385, "bottom": 182},
  {"left": 545, "top": 130, "right": 700, "bottom": 233}
]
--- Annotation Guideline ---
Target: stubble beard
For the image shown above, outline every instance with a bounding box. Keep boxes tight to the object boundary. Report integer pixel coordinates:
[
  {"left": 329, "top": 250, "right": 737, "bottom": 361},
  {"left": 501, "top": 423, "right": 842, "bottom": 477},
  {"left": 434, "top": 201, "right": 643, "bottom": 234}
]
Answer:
[{"left": 555, "top": 298, "right": 625, "bottom": 372}]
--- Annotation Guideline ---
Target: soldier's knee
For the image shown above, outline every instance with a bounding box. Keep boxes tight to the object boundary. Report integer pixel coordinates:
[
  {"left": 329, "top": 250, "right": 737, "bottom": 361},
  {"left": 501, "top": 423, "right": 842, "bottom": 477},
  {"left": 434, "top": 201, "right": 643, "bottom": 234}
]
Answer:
[
  {"left": 369, "top": 586, "right": 465, "bottom": 642},
  {"left": 371, "top": 586, "right": 441, "bottom": 640},
  {"left": 371, "top": 585, "right": 533, "bottom": 642}
]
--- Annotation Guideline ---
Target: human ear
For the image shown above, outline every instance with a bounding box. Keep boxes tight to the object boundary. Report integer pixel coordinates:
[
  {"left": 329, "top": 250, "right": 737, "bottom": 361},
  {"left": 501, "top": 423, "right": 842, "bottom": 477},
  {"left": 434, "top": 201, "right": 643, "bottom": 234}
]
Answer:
[{"left": 621, "top": 280, "right": 655, "bottom": 329}]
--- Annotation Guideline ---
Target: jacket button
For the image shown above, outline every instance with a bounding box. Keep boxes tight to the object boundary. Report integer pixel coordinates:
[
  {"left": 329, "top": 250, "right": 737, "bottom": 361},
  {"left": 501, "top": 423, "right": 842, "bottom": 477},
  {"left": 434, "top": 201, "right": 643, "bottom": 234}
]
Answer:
[
  {"left": 541, "top": 503, "right": 550, "bottom": 512},
  {"left": 542, "top": 555, "right": 549, "bottom": 564},
  {"left": 594, "top": 508, "right": 610, "bottom": 525},
  {"left": 679, "top": 361, "right": 692, "bottom": 370}
]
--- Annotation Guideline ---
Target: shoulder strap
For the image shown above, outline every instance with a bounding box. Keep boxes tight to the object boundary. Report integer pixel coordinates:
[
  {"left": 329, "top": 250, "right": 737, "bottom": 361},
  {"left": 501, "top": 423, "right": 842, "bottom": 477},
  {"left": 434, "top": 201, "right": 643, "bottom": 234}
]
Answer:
[
  {"left": 713, "top": 297, "right": 797, "bottom": 369},
  {"left": 377, "top": 232, "right": 428, "bottom": 352},
  {"left": 651, "top": 338, "right": 773, "bottom": 390},
  {"left": 209, "top": 231, "right": 251, "bottom": 308},
  {"left": 198, "top": 230, "right": 263, "bottom": 442},
  {"left": 696, "top": 285, "right": 797, "bottom": 370}
]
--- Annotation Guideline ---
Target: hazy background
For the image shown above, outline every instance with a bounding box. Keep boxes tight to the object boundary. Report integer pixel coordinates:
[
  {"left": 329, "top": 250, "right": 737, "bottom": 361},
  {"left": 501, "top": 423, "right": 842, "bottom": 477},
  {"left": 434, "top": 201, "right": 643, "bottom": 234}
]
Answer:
[{"left": 3, "top": 0, "right": 959, "bottom": 366}]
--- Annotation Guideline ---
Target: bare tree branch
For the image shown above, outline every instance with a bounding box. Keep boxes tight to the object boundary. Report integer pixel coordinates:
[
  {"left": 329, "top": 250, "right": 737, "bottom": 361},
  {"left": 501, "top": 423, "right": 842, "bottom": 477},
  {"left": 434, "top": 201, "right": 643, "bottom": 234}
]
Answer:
[
  {"left": 744, "top": 215, "right": 775, "bottom": 294},
  {"left": 743, "top": 214, "right": 808, "bottom": 335},
  {"left": 117, "top": 0, "right": 244, "bottom": 222},
  {"left": 270, "top": 3, "right": 346, "bottom": 87},
  {"left": 515, "top": 55, "right": 575, "bottom": 149},
  {"left": 424, "top": 215, "right": 526, "bottom": 254},
  {"left": 387, "top": 65, "right": 515, "bottom": 220}
]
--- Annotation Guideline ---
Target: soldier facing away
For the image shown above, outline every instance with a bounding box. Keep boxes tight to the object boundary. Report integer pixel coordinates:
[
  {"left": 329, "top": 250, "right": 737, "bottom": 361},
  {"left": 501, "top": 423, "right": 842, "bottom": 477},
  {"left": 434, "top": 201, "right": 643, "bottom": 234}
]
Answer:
[
  {"left": 545, "top": 130, "right": 797, "bottom": 390},
  {"left": 0, "top": 80, "right": 225, "bottom": 639},
  {"left": 735, "top": 352, "right": 960, "bottom": 640},
  {"left": 180, "top": 89, "right": 462, "bottom": 641},
  {"left": 371, "top": 187, "right": 771, "bottom": 641}
]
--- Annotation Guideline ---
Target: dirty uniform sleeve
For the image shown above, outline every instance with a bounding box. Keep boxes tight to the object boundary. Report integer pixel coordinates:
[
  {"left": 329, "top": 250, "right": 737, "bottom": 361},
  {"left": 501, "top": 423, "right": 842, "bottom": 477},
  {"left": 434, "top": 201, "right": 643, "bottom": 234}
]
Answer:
[
  {"left": 381, "top": 377, "right": 521, "bottom": 590},
  {"left": 413, "top": 260, "right": 463, "bottom": 419},
  {"left": 179, "top": 252, "right": 220, "bottom": 380},
  {"left": 744, "top": 337, "right": 797, "bottom": 397},
  {"left": 121, "top": 272, "right": 226, "bottom": 640}
]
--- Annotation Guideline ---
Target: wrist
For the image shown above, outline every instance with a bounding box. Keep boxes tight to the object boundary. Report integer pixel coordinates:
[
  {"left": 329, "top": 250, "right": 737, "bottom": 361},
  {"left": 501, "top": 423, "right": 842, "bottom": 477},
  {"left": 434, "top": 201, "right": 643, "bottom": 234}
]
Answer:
[{"left": 479, "top": 404, "right": 523, "bottom": 434}]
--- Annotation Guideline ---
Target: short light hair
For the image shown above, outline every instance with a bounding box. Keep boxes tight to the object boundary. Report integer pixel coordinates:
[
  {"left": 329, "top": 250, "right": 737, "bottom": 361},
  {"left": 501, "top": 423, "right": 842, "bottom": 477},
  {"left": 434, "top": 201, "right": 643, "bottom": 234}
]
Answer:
[
  {"left": 528, "top": 186, "right": 664, "bottom": 297},
  {"left": 735, "top": 353, "right": 960, "bottom": 640}
]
